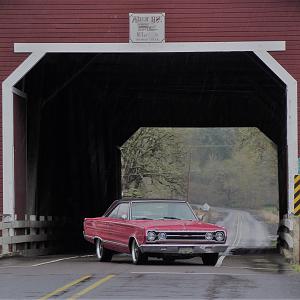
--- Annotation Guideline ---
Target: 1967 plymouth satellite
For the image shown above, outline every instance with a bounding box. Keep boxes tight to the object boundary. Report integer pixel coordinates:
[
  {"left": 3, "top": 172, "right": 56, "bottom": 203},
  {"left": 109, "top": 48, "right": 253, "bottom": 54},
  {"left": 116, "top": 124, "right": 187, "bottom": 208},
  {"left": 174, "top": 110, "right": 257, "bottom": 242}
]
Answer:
[{"left": 83, "top": 199, "right": 228, "bottom": 265}]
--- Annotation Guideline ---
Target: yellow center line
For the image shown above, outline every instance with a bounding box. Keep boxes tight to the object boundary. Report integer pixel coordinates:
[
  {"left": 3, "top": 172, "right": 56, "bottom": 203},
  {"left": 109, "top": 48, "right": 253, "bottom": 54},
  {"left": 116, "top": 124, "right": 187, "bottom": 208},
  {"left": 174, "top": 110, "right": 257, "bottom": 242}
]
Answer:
[
  {"left": 68, "top": 274, "right": 115, "bottom": 300},
  {"left": 39, "top": 274, "right": 92, "bottom": 300}
]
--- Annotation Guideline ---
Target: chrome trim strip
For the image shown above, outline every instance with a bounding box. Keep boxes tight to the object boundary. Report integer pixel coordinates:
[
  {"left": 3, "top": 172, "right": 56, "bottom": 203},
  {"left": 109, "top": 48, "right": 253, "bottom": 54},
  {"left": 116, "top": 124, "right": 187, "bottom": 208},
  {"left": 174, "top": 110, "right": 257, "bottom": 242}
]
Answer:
[
  {"left": 87, "top": 234, "right": 129, "bottom": 248},
  {"left": 103, "top": 201, "right": 119, "bottom": 217},
  {"left": 83, "top": 234, "right": 102, "bottom": 244},
  {"left": 84, "top": 234, "right": 93, "bottom": 239},
  {"left": 94, "top": 235, "right": 103, "bottom": 242},
  {"left": 129, "top": 201, "right": 133, "bottom": 220},
  {"left": 147, "top": 230, "right": 226, "bottom": 233},
  {"left": 153, "top": 240, "right": 226, "bottom": 244},
  {"left": 102, "top": 239, "right": 128, "bottom": 248},
  {"left": 146, "top": 230, "right": 226, "bottom": 242},
  {"left": 186, "top": 201, "right": 199, "bottom": 220},
  {"left": 165, "top": 235, "right": 206, "bottom": 237},
  {"left": 141, "top": 243, "right": 228, "bottom": 247},
  {"left": 131, "top": 236, "right": 141, "bottom": 248},
  {"left": 139, "top": 243, "right": 228, "bottom": 254}
]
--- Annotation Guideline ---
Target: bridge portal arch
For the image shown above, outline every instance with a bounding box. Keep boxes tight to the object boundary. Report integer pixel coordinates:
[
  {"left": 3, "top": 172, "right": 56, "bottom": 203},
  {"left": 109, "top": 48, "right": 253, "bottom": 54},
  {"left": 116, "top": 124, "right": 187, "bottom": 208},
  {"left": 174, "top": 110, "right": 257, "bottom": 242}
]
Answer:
[{"left": 1, "top": 41, "right": 297, "bottom": 253}]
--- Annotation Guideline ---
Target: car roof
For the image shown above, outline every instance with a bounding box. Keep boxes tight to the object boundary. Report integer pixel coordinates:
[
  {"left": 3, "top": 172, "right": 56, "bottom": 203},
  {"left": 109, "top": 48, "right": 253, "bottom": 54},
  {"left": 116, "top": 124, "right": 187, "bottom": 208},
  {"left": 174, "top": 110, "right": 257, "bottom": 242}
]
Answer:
[
  {"left": 117, "top": 198, "right": 187, "bottom": 203},
  {"left": 103, "top": 198, "right": 190, "bottom": 217}
]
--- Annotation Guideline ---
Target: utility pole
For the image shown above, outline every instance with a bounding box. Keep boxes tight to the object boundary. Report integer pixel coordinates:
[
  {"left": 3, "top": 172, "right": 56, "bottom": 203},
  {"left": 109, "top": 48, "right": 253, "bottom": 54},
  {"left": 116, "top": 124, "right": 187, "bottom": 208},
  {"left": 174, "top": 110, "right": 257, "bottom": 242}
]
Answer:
[{"left": 186, "top": 148, "right": 192, "bottom": 202}]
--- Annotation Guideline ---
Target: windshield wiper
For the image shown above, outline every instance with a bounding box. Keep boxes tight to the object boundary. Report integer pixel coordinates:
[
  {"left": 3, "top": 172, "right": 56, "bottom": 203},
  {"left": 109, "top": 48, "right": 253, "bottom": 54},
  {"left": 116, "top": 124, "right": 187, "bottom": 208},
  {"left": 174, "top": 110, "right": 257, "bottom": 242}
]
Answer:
[
  {"left": 159, "top": 217, "right": 181, "bottom": 220},
  {"left": 134, "top": 217, "right": 153, "bottom": 220}
]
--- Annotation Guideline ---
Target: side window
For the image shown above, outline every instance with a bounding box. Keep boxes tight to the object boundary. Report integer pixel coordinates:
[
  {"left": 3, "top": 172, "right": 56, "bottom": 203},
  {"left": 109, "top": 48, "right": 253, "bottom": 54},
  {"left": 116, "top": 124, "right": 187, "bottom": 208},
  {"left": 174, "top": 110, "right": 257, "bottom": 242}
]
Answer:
[
  {"left": 107, "top": 205, "right": 119, "bottom": 218},
  {"left": 117, "top": 203, "right": 129, "bottom": 220}
]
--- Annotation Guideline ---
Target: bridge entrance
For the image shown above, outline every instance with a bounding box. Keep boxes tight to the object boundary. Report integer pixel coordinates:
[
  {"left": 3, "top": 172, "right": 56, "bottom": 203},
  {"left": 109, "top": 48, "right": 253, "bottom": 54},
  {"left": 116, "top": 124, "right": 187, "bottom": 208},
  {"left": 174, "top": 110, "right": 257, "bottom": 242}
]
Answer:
[{"left": 2, "top": 42, "right": 297, "bottom": 255}]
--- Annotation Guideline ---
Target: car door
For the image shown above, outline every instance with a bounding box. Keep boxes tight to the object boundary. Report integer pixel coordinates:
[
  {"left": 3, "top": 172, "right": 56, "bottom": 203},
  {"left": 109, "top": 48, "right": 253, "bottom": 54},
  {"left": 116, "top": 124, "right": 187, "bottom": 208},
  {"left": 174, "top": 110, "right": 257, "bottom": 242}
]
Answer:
[
  {"left": 114, "top": 203, "right": 131, "bottom": 251},
  {"left": 100, "top": 205, "right": 119, "bottom": 249},
  {"left": 101, "top": 203, "right": 130, "bottom": 253},
  {"left": 107, "top": 203, "right": 131, "bottom": 252}
]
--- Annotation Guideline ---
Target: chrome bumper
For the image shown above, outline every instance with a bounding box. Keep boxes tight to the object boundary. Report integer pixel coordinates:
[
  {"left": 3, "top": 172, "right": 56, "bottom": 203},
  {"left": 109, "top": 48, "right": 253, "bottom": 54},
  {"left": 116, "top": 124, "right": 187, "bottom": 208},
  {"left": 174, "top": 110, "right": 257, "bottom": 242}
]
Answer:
[{"left": 139, "top": 244, "right": 228, "bottom": 255}]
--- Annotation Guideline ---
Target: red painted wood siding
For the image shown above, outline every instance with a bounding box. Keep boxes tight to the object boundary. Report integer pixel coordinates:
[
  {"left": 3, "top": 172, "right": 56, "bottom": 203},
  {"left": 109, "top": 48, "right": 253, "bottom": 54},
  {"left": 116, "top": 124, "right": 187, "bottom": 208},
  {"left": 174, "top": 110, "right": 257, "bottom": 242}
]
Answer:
[{"left": 1, "top": 0, "right": 300, "bottom": 216}]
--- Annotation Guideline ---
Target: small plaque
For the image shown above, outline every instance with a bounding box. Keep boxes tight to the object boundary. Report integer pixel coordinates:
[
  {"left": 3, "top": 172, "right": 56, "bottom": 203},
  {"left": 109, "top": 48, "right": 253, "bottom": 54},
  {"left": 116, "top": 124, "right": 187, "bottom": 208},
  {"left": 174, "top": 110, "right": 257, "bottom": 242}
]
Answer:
[{"left": 129, "top": 13, "right": 165, "bottom": 43}]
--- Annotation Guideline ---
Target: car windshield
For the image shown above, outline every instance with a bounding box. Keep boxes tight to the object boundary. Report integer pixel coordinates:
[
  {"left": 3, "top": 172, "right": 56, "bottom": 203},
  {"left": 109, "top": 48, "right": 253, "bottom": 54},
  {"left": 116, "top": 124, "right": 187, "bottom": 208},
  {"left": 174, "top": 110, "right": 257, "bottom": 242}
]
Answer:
[{"left": 131, "top": 201, "right": 197, "bottom": 220}]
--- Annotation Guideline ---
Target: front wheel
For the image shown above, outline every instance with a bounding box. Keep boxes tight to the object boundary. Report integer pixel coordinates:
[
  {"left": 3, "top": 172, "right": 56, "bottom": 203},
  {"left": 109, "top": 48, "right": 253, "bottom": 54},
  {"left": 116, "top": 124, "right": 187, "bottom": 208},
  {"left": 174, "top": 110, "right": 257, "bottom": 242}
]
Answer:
[
  {"left": 95, "top": 239, "right": 113, "bottom": 262},
  {"left": 131, "top": 239, "right": 147, "bottom": 265},
  {"left": 202, "top": 253, "right": 219, "bottom": 266}
]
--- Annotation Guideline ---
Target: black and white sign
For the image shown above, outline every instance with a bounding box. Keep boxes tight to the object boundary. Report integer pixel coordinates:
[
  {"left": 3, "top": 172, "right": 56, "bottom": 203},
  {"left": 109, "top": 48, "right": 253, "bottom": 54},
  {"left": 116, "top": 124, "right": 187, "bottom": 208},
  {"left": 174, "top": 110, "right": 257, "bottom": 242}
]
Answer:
[{"left": 129, "top": 13, "right": 165, "bottom": 43}]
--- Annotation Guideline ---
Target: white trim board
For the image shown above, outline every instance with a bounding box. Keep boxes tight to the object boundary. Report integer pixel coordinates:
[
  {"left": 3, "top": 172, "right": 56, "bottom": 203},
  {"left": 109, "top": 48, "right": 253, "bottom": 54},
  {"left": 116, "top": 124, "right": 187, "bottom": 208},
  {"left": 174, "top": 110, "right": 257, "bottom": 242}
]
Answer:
[
  {"left": 14, "top": 41, "right": 285, "bottom": 53},
  {"left": 2, "top": 41, "right": 297, "bottom": 220},
  {"left": 2, "top": 52, "right": 45, "bottom": 221},
  {"left": 254, "top": 51, "right": 298, "bottom": 214},
  {"left": 12, "top": 87, "right": 27, "bottom": 99}
]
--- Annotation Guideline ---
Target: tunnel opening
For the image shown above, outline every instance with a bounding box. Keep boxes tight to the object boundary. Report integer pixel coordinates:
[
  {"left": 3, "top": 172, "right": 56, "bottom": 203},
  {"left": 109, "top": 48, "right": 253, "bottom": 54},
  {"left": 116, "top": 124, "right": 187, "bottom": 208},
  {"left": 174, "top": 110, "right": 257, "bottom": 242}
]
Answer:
[
  {"left": 121, "top": 126, "right": 279, "bottom": 252},
  {"left": 13, "top": 51, "right": 287, "bottom": 253}
]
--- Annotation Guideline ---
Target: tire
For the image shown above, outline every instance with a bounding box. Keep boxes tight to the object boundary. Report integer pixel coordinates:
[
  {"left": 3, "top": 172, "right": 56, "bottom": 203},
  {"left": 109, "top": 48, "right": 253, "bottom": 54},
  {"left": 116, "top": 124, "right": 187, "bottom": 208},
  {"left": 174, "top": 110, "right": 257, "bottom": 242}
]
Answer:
[
  {"left": 95, "top": 239, "right": 113, "bottom": 262},
  {"left": 131, "top": 239, "right": 147, "bottom": 265},
  {"left": 202, "top": 253, "right": 219, "bottom": 266}
]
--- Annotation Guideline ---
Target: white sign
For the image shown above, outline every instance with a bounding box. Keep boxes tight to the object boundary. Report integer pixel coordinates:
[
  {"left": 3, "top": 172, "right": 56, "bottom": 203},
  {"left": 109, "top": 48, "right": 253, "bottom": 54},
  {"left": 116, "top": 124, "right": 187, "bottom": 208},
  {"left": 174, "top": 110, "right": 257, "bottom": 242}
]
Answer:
[{"left": 129, "top": 13, "right": 165, "bottom": 43}]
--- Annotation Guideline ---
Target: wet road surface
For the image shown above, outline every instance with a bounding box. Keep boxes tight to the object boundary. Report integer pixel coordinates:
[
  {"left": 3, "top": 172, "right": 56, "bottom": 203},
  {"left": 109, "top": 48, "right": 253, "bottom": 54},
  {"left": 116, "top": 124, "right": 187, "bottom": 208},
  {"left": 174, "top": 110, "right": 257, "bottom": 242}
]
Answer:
[
  {"left": 0, "top": 252, "right": 299, "bottom": 299},
  {"left": 217, "top": 208, "right": 272, "bottom": 249},
  {"left": 0, "top": 209, "right": 299, "bottom": 299}
]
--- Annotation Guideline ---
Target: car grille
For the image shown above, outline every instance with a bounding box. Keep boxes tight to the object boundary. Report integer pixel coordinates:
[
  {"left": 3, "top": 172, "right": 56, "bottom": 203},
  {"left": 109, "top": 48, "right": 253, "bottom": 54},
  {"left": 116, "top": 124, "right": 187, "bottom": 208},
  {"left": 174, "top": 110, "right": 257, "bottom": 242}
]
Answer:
[{"left": 164, "top": 231, "right": 209, "bottom": 240}]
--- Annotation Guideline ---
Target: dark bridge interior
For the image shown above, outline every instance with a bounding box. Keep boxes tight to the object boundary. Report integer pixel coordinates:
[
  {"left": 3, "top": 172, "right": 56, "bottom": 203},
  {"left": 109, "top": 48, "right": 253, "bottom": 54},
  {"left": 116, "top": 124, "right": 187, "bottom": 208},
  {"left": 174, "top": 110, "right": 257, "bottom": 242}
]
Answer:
[{"left": 15, "top": 52, "right": 286, "bottom": 249}]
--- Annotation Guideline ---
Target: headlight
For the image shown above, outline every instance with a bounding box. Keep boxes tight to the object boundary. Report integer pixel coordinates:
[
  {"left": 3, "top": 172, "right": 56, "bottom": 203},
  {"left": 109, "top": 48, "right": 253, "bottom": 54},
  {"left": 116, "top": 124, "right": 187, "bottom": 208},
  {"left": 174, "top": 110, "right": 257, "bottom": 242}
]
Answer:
[
  {"left": 158, "top": 232, "right": 167, "bottom": 240},
  {"left": 215, "top": 231, "right": 225, "bottom": 242},
  {"left": 147, "top": 231, "right": 157, "bottom": 241},
  {"left": 205, "top": 232, "right": 213, "bottom": 240}
]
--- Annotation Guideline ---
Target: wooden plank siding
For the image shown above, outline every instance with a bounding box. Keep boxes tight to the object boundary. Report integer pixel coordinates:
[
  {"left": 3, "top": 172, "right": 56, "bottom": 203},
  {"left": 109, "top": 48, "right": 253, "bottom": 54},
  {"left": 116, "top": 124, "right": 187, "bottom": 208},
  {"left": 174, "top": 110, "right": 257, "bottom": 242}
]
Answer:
[{"left": 0, "top": 0, "right": 300, "bottom": 216}]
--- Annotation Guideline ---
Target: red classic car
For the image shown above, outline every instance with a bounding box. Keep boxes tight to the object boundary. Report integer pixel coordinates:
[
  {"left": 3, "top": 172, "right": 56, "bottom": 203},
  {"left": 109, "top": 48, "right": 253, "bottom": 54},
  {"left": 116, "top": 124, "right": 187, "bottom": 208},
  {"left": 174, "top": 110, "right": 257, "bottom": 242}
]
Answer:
[{"left": 83, "top": 199, "right": 228, "bottom": 265}]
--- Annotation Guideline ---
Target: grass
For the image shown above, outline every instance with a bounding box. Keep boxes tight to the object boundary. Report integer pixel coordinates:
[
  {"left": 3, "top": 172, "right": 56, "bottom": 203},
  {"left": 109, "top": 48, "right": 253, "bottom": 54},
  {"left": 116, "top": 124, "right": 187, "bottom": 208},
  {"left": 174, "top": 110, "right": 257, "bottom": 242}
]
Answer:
[
  {"left": 271, "top": 240, "right": 277, "bottom": 248},
  {"left": 259, "top": 207, "right": 279, "bottom": 224},
  {"left": 292, "top": 264, "right": 300, "bottom": 272}
]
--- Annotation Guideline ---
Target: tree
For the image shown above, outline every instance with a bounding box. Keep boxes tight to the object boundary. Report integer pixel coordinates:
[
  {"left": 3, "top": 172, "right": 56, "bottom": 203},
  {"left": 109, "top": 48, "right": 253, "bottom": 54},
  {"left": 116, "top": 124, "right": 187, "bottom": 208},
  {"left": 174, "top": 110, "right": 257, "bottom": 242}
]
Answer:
[
  {"left": 121, "top": 128, "right": 188, "bottom": 198},
  {"left": 121, "top": 127, "right": 278, "bottom": 209},
  {"left": 186, "top": 128, "right": 278, "bottom": 209}
]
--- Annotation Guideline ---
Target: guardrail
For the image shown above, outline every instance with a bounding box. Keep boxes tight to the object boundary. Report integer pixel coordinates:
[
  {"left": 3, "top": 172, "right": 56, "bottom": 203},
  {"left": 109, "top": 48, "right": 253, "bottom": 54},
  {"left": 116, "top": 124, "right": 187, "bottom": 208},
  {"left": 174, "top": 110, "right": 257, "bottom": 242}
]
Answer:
[
  {"left": 278, "top": 215, "right": 293, "bottom": 248},
  {"left": 0, "top": 215, "right": 67, "bottom": 257},
  {"left": 278, "top": 214, "right": 300, "bottom": 263}
]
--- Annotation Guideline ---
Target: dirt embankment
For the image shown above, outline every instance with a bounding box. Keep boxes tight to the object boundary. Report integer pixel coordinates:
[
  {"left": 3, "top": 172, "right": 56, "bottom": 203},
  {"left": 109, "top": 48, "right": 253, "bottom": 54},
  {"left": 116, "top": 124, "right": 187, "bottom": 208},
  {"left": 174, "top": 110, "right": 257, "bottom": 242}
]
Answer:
[
  {"left": 258, "top": 210, "right": 279, "bottom": 224},
  {"left": 251, "top": 208, "right": 279, "bottom": 238}
]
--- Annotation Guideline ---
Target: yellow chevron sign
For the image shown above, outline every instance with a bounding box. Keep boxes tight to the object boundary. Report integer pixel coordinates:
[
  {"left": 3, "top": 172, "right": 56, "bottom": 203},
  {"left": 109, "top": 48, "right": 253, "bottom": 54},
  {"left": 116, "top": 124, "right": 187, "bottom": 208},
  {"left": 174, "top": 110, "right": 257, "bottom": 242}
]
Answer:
[{"left": 294, "top": 175, "right": 300, "bottom": 216}]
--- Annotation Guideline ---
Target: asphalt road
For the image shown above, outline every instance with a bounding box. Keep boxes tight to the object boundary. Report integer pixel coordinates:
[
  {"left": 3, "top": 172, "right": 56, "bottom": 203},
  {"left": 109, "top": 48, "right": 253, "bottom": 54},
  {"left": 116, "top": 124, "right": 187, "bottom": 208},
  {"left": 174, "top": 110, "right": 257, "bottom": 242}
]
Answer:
[
  {"left": 216, "top": 208, "right": 272, "bottom": 250},
  {"left": 0, "top": 209, "right": 299, "bottom": 299}
]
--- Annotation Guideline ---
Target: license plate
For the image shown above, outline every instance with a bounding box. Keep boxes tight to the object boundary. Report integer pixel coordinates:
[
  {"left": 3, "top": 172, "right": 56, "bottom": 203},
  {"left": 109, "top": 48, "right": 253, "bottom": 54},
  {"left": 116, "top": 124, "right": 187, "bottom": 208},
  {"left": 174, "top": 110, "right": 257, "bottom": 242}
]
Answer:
[{"left": 178, "top": 247, "right": 194, "bottom": 254}]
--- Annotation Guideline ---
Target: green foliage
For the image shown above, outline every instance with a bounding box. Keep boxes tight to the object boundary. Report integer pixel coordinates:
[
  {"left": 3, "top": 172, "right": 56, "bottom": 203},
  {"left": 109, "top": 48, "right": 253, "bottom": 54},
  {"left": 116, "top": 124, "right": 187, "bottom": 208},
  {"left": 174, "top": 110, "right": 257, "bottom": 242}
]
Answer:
[
  {"left": 121, "top": 127, "right": 278, "bottom": 209},
  {"left": 121, "top": 128, "right": 188, "bottom": 198},
  {"left": 184, "top": 128, "right": 236, "bottom": 165},
  {"left": 188, "top": 128, "right": 278, "bottom": 209},
  {"left": 292, "top": 265, "right": 300, "bottom": 272}
]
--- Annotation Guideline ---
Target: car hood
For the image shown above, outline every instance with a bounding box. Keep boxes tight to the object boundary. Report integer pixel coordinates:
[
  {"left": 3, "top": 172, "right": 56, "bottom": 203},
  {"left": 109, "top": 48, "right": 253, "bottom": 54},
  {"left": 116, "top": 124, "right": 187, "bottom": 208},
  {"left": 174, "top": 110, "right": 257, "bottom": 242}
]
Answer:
[{"left": 130, "top": 219, "right": 225, "bottom": 232}]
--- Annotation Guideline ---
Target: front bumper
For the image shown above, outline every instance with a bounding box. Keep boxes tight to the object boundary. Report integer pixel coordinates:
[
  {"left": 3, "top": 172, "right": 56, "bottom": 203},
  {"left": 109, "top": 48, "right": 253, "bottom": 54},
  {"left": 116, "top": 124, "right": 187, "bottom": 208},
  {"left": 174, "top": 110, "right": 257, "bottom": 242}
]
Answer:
[{"left": 139, "top": 244, "right": 228, "bottom": 255}]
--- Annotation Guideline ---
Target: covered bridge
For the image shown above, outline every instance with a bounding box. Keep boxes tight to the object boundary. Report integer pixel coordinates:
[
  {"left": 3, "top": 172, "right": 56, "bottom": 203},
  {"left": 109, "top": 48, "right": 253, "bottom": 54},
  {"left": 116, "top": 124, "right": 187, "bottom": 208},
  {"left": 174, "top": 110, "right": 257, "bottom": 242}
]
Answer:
[{"left": 0, "top": 0, "right": 300, "bottom": 260}]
